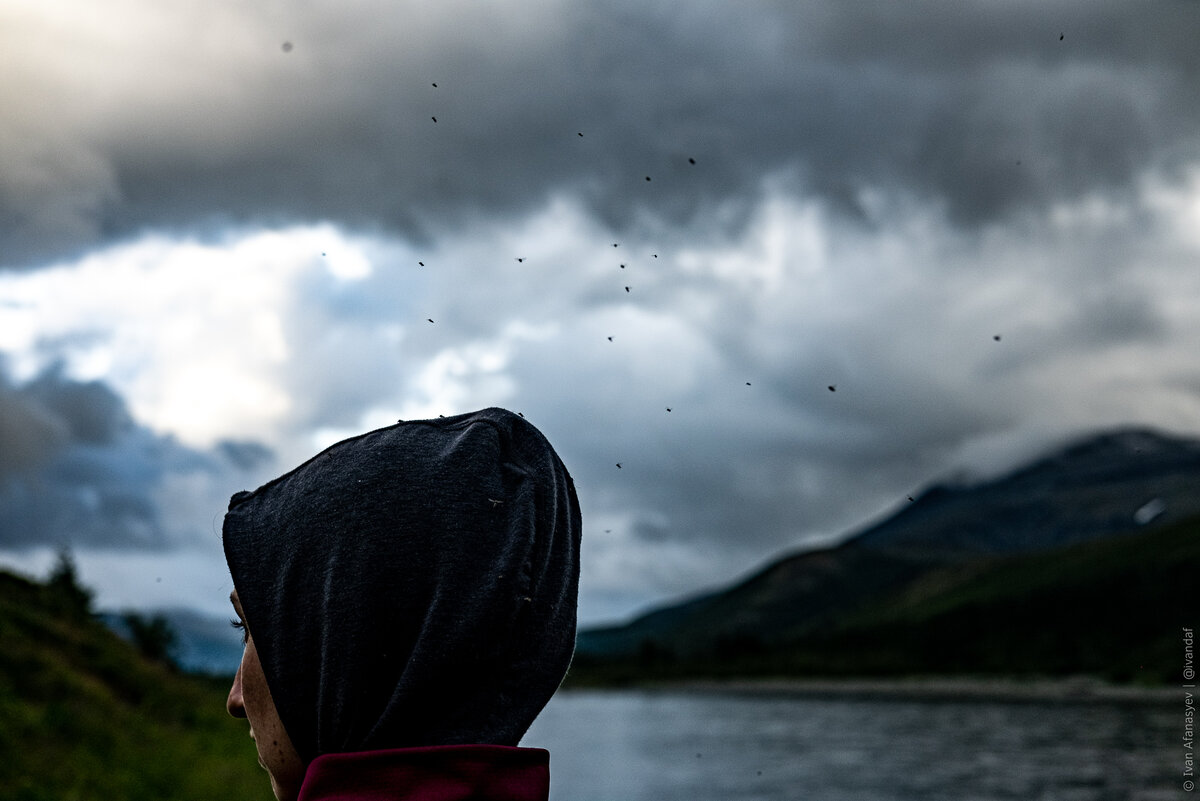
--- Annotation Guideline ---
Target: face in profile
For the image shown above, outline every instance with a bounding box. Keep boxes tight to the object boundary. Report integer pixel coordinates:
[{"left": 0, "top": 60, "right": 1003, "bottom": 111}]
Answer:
[{"left": 227, "top": 591, "right": 306, "bottom": 801}]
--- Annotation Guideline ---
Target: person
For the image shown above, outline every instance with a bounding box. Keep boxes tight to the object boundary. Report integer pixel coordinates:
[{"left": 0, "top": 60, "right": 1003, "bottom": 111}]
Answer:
[{"left": 222, "top": 408, "right": 581, "bottom": 800}]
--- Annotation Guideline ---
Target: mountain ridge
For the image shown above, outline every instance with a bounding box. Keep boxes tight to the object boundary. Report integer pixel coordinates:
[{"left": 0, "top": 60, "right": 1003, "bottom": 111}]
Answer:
[
  {"left": 574, "top": 425, "right": 1200, "bottom": 676},
  {"left": 854, "top": 425, "right": 1200, "bottom": 557}
]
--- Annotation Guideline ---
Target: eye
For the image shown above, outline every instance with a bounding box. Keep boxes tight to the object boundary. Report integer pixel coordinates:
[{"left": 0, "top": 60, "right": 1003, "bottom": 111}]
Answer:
[{"left": 230, "top": 617, "right": 249, "bottom": 645}]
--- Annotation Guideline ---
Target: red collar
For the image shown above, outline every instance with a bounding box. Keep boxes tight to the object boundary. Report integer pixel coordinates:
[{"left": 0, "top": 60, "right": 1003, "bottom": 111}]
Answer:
[{"left": 296, "top": 744, "right": 550, "bottom": 801}]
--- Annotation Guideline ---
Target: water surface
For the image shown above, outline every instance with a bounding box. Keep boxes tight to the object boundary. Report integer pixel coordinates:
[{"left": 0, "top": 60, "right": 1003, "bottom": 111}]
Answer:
[{"left": 523, "top": 689, "right": 1178, "bottom": 801}]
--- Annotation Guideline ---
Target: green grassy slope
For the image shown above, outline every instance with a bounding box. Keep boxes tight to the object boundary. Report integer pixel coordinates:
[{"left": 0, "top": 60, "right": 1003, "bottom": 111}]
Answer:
[{"left": 0, "top": 569, "right": 270, "bottom": 801}]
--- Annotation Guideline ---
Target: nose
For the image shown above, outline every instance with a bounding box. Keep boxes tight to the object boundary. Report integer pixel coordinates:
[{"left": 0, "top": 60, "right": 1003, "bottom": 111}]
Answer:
[{"left": 227, "top": 661, "right": 246, "bottom": 718}]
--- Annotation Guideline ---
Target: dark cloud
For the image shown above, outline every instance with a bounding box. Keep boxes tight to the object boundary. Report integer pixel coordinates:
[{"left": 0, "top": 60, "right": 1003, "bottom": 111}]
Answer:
[
  {"left": 4, "top": 1, "right": 1198, "bottom": 268},
  {"left": 573, "top": 375, "right": 1008, "bottom": 557},
  {"left": 0, "top": 363, "right": 68, "bottom": 479},
  {"left": 0, "top": 363, "right": 269, "bottom": 550},
  {"left": 21, "top": 364, "right": 133, "bottom": 445},
  {"left": 3, "top": 0, "right": 1200, "bottom": 622}
]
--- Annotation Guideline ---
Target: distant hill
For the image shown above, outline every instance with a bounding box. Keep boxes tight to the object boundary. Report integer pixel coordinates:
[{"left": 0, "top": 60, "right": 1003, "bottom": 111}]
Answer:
[
  {"left": 572, "top": 427, "right": 1200, "bottom": 683},
  {"left": 101, "top": 607, "right": 245, "bottom": 676},
  {"left": 0, "top": 568, "right": 268, "bottom": 800}
]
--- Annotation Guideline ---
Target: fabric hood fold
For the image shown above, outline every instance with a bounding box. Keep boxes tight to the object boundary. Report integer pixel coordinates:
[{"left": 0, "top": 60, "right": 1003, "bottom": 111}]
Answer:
[{"left": 223, "top": 408, "right": 581, "bottom": 763}]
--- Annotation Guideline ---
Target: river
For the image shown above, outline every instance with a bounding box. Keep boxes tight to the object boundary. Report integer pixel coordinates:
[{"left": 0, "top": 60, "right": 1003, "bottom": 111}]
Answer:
[{"left": 522, "top": 687, "right": 1181, "bottom": 801}]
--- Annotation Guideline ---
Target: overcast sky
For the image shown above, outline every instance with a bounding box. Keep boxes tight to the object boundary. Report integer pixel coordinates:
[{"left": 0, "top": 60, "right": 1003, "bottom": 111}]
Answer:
[{"left": 2, "top": 0, "right": 1199, "bottom": 625}]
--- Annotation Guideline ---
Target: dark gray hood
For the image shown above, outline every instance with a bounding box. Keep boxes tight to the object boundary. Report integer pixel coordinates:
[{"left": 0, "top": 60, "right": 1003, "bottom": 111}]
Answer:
[{"left": 223, "top": 408, "right": 580, "bottom": 762}]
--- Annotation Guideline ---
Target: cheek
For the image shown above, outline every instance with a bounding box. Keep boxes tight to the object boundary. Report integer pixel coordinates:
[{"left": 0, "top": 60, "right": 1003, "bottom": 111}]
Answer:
[
  {"left": 240, "top": 643, "right": 306, "bottom": 791},
  {"left": 240, "top": 644, "right": 272, "bottom": 727}
]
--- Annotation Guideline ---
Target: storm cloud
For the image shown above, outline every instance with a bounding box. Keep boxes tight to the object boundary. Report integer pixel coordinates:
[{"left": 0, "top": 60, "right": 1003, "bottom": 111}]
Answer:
[
  {"left": 0, "top": 361, "right": 270, "bottom": 550},
  {"left": 2, "top": 1, "right": 1200, "bottom": 623},
  {"left": 3, "top": 1, "right": 1198, "bottom": 267}
]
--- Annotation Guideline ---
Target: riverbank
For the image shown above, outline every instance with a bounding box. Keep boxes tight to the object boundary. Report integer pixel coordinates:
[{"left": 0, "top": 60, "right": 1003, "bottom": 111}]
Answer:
[{"left": 575, "top": 675, "right": 1180, "bottom": 705}]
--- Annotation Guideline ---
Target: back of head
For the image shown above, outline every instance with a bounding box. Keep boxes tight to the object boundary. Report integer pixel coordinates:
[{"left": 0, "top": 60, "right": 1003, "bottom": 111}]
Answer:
[{"left": 222, "top": 408, "right": 581, "bottom": 763}]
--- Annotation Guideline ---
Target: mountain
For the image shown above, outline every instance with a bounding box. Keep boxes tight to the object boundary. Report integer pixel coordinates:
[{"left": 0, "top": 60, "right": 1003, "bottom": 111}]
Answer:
[
  {"left": 790, "top": 513, "right": 1195, "bottom": 681},
  {"left": 854, "top": 427, "right": 1200, "bottom": 556},
  {"left": 572, "top": 426, "right": 1200, "bottom": 681}
]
